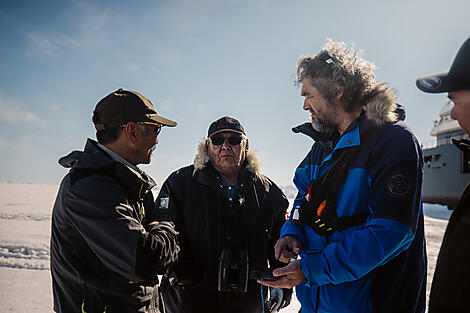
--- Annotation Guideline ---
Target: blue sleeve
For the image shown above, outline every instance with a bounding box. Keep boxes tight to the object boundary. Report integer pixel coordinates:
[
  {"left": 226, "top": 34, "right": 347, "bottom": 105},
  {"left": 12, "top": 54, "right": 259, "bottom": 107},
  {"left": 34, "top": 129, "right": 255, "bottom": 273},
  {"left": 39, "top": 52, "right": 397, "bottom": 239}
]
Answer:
[
  {"left": 299, "top": 218, "right": 414, "bottom": 286},
  {"left": 280, "top": 219, "right": 307, "bottom": 244},
  {"left": 299, "top": 124, "right": 423, "bottom": 286}
]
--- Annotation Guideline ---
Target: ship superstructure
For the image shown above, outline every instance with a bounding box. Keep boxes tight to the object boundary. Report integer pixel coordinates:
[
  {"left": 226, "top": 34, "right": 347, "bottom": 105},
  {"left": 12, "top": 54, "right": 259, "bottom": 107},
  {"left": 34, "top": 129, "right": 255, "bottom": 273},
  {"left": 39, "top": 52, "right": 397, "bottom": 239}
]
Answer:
[{"left": 422, "top": 100, "right": 469, "bottom": 209}]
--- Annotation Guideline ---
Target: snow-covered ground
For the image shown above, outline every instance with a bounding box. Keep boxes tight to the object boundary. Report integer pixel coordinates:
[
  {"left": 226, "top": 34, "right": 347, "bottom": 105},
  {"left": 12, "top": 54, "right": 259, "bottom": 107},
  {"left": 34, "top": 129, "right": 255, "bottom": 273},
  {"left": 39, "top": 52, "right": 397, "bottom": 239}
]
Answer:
[{"left": 0, "top": 182, "right": 451, "bottom": 312}]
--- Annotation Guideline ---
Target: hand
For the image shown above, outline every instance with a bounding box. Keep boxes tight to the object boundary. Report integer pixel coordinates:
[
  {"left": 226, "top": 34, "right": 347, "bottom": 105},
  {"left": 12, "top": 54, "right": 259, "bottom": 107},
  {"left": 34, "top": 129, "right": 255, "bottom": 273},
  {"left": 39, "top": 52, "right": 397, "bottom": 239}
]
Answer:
[
  {"left": 279, "top": 288, "right": 293, "bottom": 309},
  {"left": 274, "top": 236, "right": 302, "bottom": 263},
  {"left": 266, "top": 288, "right": 283, "bottom": 312},
  {"left": 265, "top": 287, "right": 292, "bottom": 312},
  {"left": 258, "top": 260, "right": 305, "bottom": 289}
]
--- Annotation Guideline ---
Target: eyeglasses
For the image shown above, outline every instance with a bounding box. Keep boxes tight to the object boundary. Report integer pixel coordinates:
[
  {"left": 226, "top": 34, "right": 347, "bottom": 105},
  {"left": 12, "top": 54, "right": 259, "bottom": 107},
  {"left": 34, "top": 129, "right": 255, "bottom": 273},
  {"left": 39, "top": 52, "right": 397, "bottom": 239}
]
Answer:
[
  {"left": 121, "top": 122, "right": 162, "bottom": 136},
  {"left": 138, "top": 122, "right": 162, "bottom": 136},
  {"left": 210, "top": 136, "right": 243, "bottom": 146}
]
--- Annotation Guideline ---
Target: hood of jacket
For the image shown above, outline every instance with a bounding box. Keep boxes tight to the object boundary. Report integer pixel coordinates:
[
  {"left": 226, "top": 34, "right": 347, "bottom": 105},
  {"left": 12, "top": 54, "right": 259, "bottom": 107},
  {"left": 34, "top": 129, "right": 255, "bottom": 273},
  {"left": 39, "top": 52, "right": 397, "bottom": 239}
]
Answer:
[
  {"left": 293, "top": 83, "right": 404, "bottom": 143},
  {"left": 58, "top": 138, "right": 156, "bottom": 188},
  {"left": 192, "top": 138, "right": 268, "bottom": 187}
]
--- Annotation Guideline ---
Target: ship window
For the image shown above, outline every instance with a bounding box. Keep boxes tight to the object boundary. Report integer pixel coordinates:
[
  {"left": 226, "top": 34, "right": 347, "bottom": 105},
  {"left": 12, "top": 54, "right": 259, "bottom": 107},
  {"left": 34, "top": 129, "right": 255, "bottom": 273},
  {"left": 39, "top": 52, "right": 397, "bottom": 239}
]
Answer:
[
  {"left": 462, "top": 151, "right": 470, "bottom": 173},
  {"left": 424, "top": 154, "right": 441, "bottom": 163}
]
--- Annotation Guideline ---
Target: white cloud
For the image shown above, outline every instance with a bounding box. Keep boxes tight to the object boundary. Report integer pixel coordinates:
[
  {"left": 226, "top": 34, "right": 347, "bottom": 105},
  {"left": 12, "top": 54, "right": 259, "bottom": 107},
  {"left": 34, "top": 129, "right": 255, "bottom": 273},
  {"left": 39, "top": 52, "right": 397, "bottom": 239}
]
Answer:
[
  {"left": 25, "top": 1, "right": 107, "bottom": 58},
  {"left": 26, "top": 32, "right": 81, "bottom": 58},
  {"left": 0, "top": 93, "right": 44, "bottom": 125}
]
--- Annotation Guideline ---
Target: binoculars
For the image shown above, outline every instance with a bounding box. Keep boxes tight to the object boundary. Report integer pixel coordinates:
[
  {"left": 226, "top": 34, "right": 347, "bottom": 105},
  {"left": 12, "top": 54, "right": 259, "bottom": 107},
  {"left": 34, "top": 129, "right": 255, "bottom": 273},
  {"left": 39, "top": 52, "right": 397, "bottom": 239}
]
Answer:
[{"left": 217, "top": 249, "right": 249, "bottom": 293}]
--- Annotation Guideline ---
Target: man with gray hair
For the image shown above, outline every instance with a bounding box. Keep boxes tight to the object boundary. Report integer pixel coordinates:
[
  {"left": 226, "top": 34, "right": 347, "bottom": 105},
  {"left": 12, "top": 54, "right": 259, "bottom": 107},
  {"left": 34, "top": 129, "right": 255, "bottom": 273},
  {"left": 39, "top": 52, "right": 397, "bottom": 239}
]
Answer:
[
  {"left": 156, "top": 116, "right": 292, "bottom": 313},
  {"left": 260, "top": 40, "right": 427, "bottom": 313}
]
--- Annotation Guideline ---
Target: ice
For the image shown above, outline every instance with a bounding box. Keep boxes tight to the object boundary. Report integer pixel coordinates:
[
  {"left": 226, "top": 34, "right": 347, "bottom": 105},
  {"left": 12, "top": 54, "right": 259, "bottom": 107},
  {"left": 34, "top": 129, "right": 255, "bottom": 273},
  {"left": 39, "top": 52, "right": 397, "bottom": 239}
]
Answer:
[{"left": 0, "top": 182, "right": 450, "bottom": 312}]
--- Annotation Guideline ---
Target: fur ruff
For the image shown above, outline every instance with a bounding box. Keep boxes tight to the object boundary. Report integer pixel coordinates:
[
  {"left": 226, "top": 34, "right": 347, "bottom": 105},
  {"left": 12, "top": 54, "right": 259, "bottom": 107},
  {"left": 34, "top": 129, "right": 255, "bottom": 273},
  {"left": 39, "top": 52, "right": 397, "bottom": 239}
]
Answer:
[
  {"left": 362, "top": 83, "right": 398, "bottom": 127},
  {"left": 193, "top": 139, "right": 269, "bottom": 187}
]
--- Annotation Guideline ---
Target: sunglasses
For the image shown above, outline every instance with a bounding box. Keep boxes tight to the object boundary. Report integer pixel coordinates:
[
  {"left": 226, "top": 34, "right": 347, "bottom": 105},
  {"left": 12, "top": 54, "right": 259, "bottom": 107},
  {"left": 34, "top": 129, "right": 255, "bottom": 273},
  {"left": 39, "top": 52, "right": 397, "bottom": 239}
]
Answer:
[
  {"left": 315, "top": 50, "right": 336, "bottom": 65},
  {"left": 137, "top": 122, "right": 162, "bottom": 136},
  {"left": 210, "top": 136, "right": 243, "bottom": 146}
]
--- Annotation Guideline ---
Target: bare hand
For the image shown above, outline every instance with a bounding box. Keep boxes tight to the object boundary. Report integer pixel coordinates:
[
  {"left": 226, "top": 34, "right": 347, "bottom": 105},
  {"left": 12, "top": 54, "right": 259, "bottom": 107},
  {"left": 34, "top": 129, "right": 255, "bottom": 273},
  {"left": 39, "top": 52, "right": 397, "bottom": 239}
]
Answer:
[
  {"left": 275, "top": 236, "right": 302, "bottom": 263},
  {"left": 258, "top": 260, "right": 305, "bottom": 289}
]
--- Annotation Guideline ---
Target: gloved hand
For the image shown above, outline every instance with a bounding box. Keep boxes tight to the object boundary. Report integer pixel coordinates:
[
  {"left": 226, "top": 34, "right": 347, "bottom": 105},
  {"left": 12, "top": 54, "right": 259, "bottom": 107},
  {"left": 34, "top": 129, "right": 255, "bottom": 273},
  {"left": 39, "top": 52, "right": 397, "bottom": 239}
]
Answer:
[
  {"left": 266, "top": 288, "right": 293, "bottom": 312},
  {"left": 279, "top": 288, "right": 292, "bottom": 309},
  {"left": 266, "top": 287, "right": 283, "bottom": 312}
]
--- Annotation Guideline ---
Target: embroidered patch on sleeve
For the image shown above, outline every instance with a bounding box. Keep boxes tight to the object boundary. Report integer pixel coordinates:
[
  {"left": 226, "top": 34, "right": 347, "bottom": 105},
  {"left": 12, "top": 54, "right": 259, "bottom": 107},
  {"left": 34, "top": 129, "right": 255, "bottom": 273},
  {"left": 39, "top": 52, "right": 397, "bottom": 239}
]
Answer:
[
  {"left": 159, "top": 197, "right": 169, "bottom": 209},
  {"left": 388, "top": 174, "right": 410, "bottom": 196}
]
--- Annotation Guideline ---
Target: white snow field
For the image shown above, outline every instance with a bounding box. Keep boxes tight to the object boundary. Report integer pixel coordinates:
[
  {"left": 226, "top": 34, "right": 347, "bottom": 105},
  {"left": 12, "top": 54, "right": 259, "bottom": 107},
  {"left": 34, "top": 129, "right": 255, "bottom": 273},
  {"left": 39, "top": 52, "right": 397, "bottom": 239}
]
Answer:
[{"left": 0, "top": 182, "right": 450, "bottom": 312}]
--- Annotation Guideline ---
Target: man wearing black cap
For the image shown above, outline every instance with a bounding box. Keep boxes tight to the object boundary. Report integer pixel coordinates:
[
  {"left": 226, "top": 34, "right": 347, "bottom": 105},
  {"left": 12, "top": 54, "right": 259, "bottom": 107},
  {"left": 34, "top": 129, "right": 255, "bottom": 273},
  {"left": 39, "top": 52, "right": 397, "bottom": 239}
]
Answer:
[
  {"left": 50, "top": 89, "right": 180, "bottom": 313},
  {"left": 416, "top": 37, "right": 470, "bottom": 313},
  {"left": 155, "top": 116, "right": 292, "bottom": 313}
]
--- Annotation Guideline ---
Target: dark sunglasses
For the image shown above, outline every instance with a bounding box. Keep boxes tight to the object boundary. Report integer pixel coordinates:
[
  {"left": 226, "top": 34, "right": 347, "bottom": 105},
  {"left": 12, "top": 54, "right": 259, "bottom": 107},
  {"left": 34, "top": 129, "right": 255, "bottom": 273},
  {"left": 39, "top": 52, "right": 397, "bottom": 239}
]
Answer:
[{"left": 210, "top": 136, "right": 243, "bottom": 146}]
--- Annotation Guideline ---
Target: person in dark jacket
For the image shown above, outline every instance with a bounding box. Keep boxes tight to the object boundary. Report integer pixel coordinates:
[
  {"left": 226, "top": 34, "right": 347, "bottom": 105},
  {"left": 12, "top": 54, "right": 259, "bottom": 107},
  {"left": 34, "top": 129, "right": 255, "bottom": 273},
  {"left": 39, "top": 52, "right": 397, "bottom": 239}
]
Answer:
[
  {"left": 416, "top": 36, "right": 470, "bottom": 313},
  {"left": 260, "top": 39, "right": 427, "bottom": 313},
  {"left": 50, "top": 89, "right": 180, "bottom": 313},
  {"left": 156, "top": 116, "right": 292, "bottom": 313}
]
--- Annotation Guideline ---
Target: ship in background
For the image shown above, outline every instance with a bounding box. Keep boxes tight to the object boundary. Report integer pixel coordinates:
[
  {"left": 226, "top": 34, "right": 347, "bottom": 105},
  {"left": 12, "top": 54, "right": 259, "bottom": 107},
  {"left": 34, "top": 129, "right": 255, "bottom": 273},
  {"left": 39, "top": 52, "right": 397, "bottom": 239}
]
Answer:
[{"left": 422, "top": 100, "right": 469, "bottom": 209}]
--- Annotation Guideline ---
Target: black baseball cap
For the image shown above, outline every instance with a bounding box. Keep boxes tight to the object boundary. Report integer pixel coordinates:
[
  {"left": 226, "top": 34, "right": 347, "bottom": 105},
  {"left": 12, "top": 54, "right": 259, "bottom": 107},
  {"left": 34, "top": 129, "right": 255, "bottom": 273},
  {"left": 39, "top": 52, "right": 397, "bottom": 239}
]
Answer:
[
  {"left": 93, "top": 88, "right": 177, "bottom": 131},
  {"left": 416, "top": 37, "right": 470, "bottom": 93},
  {"left": 207, "top": 116, "right": 245, "bottom": 137}
]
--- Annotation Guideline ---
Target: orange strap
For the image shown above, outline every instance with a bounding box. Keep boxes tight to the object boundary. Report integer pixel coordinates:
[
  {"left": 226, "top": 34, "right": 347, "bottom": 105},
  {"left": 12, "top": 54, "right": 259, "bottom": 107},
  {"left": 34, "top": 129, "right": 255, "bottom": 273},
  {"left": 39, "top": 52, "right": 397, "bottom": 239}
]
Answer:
[{"left": 317, "top": 200, "right": 327, "bottom": 216}]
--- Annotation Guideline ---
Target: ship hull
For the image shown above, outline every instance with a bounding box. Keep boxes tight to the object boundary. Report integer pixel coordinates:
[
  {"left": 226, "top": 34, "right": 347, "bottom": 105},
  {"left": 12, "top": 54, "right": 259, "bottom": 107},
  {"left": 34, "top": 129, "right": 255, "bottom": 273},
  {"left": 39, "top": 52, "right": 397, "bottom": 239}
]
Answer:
[{"left": 422, "top": 143, "right": 469, "bottom": 210}]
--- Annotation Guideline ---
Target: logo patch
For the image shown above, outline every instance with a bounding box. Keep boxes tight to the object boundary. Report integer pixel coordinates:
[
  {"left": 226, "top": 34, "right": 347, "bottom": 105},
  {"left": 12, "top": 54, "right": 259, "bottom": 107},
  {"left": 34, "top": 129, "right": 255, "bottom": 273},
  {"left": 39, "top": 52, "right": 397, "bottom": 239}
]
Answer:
[
  {"left": 159, "top": 197, "right": 169, "bottom": 209},
  {"left": 388, "top": 174, "right": 410, "bottom": 196},
  {"left": 420, "top": 77, "right": 442, "bottom": 90}
]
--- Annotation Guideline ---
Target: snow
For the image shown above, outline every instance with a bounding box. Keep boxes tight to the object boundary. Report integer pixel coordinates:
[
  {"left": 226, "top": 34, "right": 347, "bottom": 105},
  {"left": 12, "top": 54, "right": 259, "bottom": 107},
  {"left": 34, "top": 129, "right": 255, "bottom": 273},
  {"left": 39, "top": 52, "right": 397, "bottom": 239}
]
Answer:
[{"left": 0, "top": 182, "right": 451, "bottom": 312}]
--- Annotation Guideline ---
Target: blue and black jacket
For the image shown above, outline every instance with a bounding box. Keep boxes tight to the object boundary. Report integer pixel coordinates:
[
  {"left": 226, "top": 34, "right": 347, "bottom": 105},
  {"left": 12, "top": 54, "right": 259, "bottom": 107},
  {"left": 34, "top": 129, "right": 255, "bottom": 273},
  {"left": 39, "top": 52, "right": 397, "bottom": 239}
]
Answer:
[{"left": 283, "top": 87, "right": 427, "bottom": 313}]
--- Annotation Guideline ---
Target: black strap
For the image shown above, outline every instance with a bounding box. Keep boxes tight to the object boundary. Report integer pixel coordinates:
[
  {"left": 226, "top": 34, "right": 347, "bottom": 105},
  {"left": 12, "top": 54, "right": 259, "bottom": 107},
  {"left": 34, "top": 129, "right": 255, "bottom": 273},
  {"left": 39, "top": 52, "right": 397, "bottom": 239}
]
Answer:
[
  {"left": 320, "top": 146, "right": 358, "bottom": 199},
  {"left": 297, "top": 146, "right": 369, "bottom": 235}
]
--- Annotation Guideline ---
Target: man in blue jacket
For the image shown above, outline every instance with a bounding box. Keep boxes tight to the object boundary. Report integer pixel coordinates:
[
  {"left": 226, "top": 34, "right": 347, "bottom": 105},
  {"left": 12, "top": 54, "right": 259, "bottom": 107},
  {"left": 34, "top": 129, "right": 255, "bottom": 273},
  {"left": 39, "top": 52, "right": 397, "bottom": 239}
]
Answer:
[{"left": 260, "top": 39, "right": 427, "bottom": 313}]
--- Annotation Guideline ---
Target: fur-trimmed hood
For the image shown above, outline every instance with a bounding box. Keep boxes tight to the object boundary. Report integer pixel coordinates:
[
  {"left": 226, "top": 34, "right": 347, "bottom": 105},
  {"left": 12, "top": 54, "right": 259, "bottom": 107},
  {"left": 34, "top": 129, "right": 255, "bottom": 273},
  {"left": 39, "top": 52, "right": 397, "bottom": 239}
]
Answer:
[
  {"left": 362, "top": 83, "right": 399, "bottom": 127},
  {"left": 193, "top": 139, "right": 267, "bottom": 184}
]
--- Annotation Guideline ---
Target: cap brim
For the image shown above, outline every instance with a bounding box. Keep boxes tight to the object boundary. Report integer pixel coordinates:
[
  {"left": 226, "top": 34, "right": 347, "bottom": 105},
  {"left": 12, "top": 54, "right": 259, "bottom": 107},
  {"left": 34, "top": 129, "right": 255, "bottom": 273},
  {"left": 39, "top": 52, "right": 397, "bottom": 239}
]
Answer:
[
  {"left": 416, "top": 73, "right": 451, "bottom": 93},
  {"left": 209, "top": 129, "right": 244, "bottom": 137},
  {"left": 147, "top": 113, "right": 177, "bottom": 127}
]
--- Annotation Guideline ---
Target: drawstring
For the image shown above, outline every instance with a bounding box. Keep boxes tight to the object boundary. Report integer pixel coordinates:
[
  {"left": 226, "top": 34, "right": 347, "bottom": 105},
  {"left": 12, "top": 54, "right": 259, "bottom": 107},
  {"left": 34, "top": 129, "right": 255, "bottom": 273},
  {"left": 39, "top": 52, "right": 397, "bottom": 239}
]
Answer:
[{"left": 260, "top": 277, "right": 265, "bottom": 312}]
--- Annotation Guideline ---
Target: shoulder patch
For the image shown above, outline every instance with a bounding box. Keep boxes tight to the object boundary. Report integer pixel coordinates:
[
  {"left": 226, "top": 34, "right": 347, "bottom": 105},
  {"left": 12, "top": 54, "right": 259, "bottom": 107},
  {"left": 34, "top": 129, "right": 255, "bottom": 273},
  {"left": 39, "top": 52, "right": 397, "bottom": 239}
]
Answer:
[
  {"left": 388, "top": 174, "right": 410, "bottom": 196},
  {"left": 159, "top": 197, "right": 169, "bottom": 209}
]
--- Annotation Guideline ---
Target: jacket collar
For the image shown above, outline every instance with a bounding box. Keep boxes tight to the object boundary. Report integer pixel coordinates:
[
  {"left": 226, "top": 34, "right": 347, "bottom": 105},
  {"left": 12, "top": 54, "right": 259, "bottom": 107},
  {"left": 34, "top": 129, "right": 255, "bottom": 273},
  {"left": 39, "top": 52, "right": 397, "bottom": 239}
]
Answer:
[
  {"left": 453, "top": 138, "right": 470, "bottom": 152},
  {"left": 193, "top": 139, "right": 269, "bottom": 190},
  {"left": 59, "top": 138, "right": 156, "bottom": 190},
  {"left": 293, "top": 84, "right": 405, "bottom": 149}
]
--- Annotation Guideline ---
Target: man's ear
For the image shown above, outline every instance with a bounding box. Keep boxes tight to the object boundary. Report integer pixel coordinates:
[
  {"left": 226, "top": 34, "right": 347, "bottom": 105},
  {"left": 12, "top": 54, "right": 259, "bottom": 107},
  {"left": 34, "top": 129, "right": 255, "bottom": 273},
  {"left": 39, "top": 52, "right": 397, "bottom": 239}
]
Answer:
[
  {"left": 336, "top": 89, "right": 344, "bottom": 101},
  {"left": 123, "top": 122, "right": 138, "bottom": 144},
  {"left": 245, "top": 138, "right": 249, "bottom": 153}
]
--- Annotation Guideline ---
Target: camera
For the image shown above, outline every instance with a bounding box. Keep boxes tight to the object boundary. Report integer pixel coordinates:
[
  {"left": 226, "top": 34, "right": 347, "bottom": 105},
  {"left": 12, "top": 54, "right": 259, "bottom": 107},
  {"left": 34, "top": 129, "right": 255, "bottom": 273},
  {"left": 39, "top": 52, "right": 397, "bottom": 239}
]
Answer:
[
  {"left": 249, "top": 269, "right": 280, "bottom": 282},
  {"left": 218, "top": 249, "right": 249, "bottom": 292}
]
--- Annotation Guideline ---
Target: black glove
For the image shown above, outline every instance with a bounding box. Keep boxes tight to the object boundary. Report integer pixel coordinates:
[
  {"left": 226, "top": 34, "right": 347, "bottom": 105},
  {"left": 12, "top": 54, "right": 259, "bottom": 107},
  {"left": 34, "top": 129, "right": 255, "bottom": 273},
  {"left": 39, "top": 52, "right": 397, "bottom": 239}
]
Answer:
[
  {"left": 279, "top": 288, "right": 293, "bottom": 309},
  {"left": 266, "top": 287, "right": 293, "bottom": 312}
]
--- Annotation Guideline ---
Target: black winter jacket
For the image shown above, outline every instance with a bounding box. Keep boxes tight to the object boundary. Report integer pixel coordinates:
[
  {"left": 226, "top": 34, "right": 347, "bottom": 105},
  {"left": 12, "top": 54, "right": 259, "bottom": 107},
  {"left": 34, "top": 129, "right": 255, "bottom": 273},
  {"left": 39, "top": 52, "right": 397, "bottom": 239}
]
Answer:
[
  {"left": 50, "top": 139, "right": 179, "bottom": 313},
  {"left": 429, "top": 138, "right": 470, "bottom": 312},
  {"left": 156, "top": 152, "right": 289, "bottom": 313}
]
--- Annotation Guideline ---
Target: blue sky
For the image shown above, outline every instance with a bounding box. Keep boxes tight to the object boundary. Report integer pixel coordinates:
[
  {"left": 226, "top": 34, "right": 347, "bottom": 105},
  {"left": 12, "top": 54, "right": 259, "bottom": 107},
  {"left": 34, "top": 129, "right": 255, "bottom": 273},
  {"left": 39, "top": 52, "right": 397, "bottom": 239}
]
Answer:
[{"left": 0, "top": 0, "right": 469, "bottom": 188}]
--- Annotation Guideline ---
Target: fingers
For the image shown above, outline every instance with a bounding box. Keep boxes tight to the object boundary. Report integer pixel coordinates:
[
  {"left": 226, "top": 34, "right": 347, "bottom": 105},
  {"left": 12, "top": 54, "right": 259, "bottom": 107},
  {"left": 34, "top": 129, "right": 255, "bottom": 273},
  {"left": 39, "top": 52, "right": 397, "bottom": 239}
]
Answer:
[
  {"left": 279, "top": 250, "right": 297, "bottom": 263},
  {"left": 258, "top": 275, "right": 293, "bottom": 289},
  {"left": 258, "top": 260, "right": 305, "bottom": 289},
  {"left": 274, "top": 236, "right": 302, "bottom": 263}
]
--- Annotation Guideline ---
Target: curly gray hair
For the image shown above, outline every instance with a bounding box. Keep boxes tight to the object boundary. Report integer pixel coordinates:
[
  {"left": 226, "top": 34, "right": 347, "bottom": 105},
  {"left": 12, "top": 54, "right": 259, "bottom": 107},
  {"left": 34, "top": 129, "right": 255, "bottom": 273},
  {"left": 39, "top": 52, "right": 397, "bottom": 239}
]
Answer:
[{"left": 295, "top": 39, "right": 377, "bottom": 113}]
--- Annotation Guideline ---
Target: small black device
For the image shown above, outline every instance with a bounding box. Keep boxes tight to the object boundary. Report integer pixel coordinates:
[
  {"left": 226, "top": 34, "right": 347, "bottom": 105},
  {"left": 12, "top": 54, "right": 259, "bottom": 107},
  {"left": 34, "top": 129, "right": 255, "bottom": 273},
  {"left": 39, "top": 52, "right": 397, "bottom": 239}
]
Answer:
[
  {"left": 249, "top": 269, "right": 281, "bottom": 281},
  {"left": 218, "top": 249, "right": 249, "bottom": 293}
]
